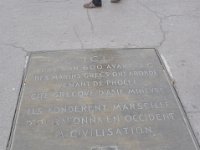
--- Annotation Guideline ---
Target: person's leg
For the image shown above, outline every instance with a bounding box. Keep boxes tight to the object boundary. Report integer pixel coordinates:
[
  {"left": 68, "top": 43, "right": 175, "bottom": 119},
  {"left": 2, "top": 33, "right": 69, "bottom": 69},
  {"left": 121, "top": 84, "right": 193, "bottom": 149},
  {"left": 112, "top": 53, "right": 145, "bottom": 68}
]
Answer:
[
  {"left": 93, "top": 0, "right": 102, "bottom": 6},
  {"left": 83, "top": 0, "right": 102, "bottom": 8}
]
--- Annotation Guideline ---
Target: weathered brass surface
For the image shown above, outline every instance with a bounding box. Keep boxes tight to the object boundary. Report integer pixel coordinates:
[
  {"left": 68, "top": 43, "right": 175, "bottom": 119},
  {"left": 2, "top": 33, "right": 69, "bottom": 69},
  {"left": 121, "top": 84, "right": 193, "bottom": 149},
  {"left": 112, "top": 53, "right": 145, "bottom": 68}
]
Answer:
[{"left": 9, "top": 49, "right": 199, "bottom": 150}]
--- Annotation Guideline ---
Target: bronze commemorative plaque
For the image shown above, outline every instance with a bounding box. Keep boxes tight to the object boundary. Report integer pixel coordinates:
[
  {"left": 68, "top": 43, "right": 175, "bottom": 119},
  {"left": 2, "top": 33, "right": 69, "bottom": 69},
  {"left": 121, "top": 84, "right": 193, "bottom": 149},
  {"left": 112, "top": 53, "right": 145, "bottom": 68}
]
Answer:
[{"left": 8, "top": 49, "right": 199, "bottom": 150}]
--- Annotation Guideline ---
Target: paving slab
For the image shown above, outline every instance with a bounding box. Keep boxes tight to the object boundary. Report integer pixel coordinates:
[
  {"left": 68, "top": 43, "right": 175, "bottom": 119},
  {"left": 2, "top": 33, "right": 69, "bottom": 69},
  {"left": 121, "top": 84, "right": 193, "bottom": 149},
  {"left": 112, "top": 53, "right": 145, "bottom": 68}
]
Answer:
[
  {"left": 0, "top": 45, "right": 26, "bottom": 150},
  {"left": 8, "top": 49, "right": 200, "bottom": 150},
  {"left": 188, "top": 113, "right": 200, "bottom": 142},
  {"left": 158, "top": 16, "right": 200, "bottom": 113}
]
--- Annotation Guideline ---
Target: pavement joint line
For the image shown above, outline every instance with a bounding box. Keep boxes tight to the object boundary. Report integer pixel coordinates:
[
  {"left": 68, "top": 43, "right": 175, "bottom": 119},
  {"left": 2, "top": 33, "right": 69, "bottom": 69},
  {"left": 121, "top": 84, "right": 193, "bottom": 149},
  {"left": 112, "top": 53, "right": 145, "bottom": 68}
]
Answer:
[
  {"left": 136, "top": 0, "right": 165, "bottom": 49},
  {"left": 73, "top": 26, "right": 84, "bottom": 49},
  {"left": 160, "top": 54, "right": 174, "bottom": 82},
  {"left": 136, "top": 0, "right": 199, "bottom": 49},
  {"left": 2, "top": 43, "right": 29, "bottom": 53},
  {"left": 155, "top": 49, "right": 175, "bottom": 84},
  {"left": 21, "top": 48, "right": 158, "bottom": 53},
  {"left": 155, "top": 48, "right": 200, "bottom": 147},
  {"left": 86, "top": 9, "right": 94, "bottom": 33},
  {"left": 6, "top": 53, "right": 31, "bottom": 150}
]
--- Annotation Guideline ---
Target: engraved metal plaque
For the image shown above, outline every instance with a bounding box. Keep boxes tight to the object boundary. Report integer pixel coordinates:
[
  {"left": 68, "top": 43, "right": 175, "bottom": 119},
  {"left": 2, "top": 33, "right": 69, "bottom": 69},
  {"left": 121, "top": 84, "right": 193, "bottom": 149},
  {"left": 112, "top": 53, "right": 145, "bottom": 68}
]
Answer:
[{"left": 9, "top": 49, "right": 199, "bottom": 150}]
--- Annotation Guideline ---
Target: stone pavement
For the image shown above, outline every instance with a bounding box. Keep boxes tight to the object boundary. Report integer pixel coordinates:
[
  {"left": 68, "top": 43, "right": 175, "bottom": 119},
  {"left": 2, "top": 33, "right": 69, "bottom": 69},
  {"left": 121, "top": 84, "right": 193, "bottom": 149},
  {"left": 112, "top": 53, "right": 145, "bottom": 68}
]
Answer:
[{"left": 0, "top": 0, "right": 200, "bottom": 149}]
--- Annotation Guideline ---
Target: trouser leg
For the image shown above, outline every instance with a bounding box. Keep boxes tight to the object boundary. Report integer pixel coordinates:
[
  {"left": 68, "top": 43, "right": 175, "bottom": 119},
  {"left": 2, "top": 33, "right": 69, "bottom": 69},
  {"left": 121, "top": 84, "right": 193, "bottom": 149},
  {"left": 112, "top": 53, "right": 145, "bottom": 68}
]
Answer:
[{"left": 92, "top": 0, "right": 102, "bottom": 6}]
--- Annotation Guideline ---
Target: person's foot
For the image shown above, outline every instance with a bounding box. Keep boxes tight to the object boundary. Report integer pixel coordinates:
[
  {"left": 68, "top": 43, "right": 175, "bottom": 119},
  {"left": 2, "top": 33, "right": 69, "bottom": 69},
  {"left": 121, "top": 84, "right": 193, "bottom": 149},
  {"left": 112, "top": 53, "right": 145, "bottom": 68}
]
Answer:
[
  {"left": 83, "top": 1, "right": 101, "bottom": 8},
  {"left": 111, "top": 0, "right": 120, "bottom": 3}
]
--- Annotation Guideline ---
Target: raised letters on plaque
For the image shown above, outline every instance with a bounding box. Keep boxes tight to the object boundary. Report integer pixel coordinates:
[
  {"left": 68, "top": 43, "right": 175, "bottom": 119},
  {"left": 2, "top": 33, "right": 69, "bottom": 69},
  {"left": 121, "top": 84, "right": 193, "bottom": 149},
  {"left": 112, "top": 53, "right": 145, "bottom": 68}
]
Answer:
[{"left": 8, "top": 49, "right": 199, "bottom": 150}]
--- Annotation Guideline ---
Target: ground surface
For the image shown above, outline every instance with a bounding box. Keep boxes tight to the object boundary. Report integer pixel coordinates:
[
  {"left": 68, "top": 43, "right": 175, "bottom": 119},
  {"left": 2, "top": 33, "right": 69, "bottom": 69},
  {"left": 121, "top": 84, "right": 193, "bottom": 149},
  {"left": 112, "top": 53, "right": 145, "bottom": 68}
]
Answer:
[{"left": 0, "top": 0, "right": 200, "bottom": 150}]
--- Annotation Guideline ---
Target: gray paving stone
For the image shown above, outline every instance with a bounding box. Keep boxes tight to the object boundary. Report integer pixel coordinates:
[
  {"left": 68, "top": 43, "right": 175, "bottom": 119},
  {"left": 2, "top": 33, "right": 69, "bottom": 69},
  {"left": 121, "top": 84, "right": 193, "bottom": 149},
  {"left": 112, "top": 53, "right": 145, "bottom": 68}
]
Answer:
[
  {"left": 159, "top": 16, "right": 200, "bottom": 113},
  {"left": 188, "top": 113, "right": 200, "bottom": 142},
  {"left": 0, "top": 0, "right": 162, "bottom": 51}
]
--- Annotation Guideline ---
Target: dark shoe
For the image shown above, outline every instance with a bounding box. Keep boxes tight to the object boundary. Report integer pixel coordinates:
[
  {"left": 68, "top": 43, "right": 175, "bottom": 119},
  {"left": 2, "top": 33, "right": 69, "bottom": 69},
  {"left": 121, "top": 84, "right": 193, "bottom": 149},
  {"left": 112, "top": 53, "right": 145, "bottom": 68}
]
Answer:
[
  {"left": 111, "top": 0, "right": 120, "bottom": 3},
  {"left": 83, "top": 1, "right": 101, "bottom": 8}
]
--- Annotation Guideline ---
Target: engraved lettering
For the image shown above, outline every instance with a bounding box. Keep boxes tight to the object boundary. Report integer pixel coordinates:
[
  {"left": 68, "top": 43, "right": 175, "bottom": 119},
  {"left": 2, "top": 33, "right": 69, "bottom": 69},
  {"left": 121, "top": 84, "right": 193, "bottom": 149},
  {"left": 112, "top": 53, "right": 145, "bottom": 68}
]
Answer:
[
  {"left": 31, "top": 92, "right": 48, "bottom": 100},
  {"left": 128, "top": 87, "right": 164, "bottom": 95},
  {"left": 27, "top": 108, "right": 43, "bottom": 115},
  {"left": 58, "top": 126, "right": 153, "bottom": 138},
  {"left": 124, "top": 113, "right": 175, "bottom": 122},
  {"left": 129, "top": 70, "right": 157, "bottom": 77},
  {"left": 98, "top": 89, "right": 122, "bottom": 96}
]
